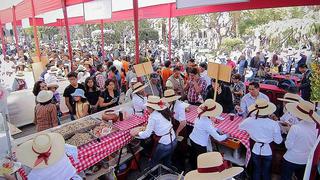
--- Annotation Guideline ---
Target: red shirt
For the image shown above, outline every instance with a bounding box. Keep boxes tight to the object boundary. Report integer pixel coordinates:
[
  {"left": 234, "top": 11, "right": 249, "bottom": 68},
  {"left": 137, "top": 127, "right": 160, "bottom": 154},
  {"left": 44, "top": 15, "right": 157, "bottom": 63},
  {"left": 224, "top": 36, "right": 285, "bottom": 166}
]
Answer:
[{"left": 227, "top": 60, "right": 236, "bottom": 69}]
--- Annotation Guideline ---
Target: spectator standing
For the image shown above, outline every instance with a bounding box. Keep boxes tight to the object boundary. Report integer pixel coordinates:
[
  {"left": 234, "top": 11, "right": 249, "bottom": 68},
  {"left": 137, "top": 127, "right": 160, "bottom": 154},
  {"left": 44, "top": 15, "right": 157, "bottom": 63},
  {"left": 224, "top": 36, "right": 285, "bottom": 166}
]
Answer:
[
  {"left": 161, "top": 61, "right": 173, "bottom": 85},
  {"left": 250, "top": 52, "right": 262, "bottom": 77},
  {"left": 184, "top": 68, "right": 207, "bottom": 106},
  {"left": 295, "top": 52, "right": 307, "bottom": 74},
  {"left": 167, "top": 67, "right": 185, "bottom": 98},
  {"left": 145, "top": 73, "right": 163, "bottom": 97},
  {"left": 232, "top": 74, "right": 246, "bottom": 106},
  {"left": 12, "top": 71, "right": 28, "bottom": 91},
  {"left": 34, "top": 90, "right": 58, "bottom": 132},
  {"left": 237, "top": 54, "right": 248, "bottom": 80},
  {"left": 205, "top": 79, "right": 234, "bottom": 113},
  {"left": 84, "top": 77, "right": 100, "bottom": 113},
  {"left": 198, "top": 62, "right": 211, "bottom": 88},
  {"left": 298, "top": 64, "right": 312, "bottom": 101},
  {"left": 95, "top": 64, "right": 106, "bottom": 91},
  {"left": 98, "top": 79, "right": 119, "bottom": 111},
  {"left": 63, "top": 72, "right": 85, "bottom": 120}
]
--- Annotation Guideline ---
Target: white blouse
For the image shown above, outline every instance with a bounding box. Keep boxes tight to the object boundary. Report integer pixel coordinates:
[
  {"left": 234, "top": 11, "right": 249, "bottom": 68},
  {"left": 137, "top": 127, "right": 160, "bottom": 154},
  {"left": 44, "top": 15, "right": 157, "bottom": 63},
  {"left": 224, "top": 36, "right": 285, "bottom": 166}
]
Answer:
[
  {"left": 239, "top": 117, "right": 282, "bottom": 156},
  {"left": 189, "top": 116, "right": 227, "bottom": 147},
  {"left": 138, "top": 111, "right": 176, "bottom": 145},
  {"left": 171, "top": 100, "right": 186, "bottom": 122},
  {"left": 284, "top": 120, "right": 317, "bottom": 164},
  {"left": 132, "top": 94, "right": 147, "bottom": 114}
]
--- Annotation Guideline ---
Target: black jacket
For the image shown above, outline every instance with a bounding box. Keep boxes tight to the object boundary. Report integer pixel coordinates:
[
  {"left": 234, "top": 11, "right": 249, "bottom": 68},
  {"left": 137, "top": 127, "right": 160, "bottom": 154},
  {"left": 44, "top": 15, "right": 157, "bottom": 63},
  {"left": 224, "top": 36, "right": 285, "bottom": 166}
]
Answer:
[
  {"left": 299, "top": 69, "right": 312, "bottom": 101},
  {"left": 205, "top": 85, "right": 234, "bottom": 113}
]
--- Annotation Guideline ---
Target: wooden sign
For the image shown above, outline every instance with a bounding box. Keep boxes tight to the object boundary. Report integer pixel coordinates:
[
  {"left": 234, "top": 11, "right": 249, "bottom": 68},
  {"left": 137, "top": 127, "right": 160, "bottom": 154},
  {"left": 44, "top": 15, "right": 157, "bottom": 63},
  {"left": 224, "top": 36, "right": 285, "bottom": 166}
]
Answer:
[
  {"left": 31, "top": 62, "right": 45, "bottom": 81},
  {"left": 207, "top": 62, "right": 232, "bottom": 101},
  {"left": 133, "top": 61, "right": 153, "bottom": 77},
  {"left": 207, "top": 62, "right": 232, "bottom": 83}
]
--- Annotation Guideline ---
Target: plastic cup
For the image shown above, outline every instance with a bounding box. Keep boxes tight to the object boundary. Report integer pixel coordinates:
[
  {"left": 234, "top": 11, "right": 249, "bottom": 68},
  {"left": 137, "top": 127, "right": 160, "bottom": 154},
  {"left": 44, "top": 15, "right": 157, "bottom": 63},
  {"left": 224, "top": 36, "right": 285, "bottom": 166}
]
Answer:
[{"left": 229, "top": 113, "right": 235, "bottom": 121}]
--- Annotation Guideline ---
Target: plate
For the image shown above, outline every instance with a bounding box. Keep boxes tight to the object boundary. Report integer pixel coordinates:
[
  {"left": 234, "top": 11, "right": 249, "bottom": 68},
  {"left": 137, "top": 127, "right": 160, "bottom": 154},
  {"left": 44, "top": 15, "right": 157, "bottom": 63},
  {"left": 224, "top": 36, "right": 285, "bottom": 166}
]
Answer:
[{"left": 0, "top": 159, "right": 21, "bottom": 177}]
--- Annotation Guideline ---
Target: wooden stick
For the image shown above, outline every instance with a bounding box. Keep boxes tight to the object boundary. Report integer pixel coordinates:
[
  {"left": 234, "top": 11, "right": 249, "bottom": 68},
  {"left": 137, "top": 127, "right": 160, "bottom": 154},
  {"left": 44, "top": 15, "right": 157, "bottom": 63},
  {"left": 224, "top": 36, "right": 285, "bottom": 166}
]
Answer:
[
  {"left": 146, "top": 75, "right": 155, "bottom": 96},
  {"left": 213, "top": 66, "right": 220, "bottom": 101}
]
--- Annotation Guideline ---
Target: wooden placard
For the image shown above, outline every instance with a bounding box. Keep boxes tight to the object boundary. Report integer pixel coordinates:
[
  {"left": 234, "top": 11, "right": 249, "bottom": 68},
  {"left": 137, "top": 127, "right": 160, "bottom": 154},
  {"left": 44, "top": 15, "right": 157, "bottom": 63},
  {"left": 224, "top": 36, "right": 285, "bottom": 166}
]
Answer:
[
  {"left": 32, "top": 62, "right": 45, "bottom": 81},
  {"left": 207, "top": 62, "right": 232, "bottom": 83},
  {"left": 133, "top": 62, "right": 154, "bottom": 77}
]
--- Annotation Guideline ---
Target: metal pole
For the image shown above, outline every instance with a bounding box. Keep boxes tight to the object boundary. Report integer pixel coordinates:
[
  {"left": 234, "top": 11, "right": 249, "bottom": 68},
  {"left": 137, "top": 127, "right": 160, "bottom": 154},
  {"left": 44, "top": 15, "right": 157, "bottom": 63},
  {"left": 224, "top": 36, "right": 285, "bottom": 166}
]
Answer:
[
  {"left": 62, "top": 0, "right": 73, "bottom": 66},
  {"left": 0, "top": 21, "right": 6, "bottom": 57},
  {"left": 133, "top": 0, "right": 139, "bottom": 64},
  {"left": 168, "top": 17, "right": 172, "bottom": 62},
  {"left": 100, "top": 20, "right": 105, "bottom": 59},
  {"left": 31, "top": 0, "right": 41, "bottom": 61},
  {"left": 12, "top": 6, "right": 19, "bottom": 51},
  {"left": 168, "top": 4, "right": 172, "bottom": 62}
]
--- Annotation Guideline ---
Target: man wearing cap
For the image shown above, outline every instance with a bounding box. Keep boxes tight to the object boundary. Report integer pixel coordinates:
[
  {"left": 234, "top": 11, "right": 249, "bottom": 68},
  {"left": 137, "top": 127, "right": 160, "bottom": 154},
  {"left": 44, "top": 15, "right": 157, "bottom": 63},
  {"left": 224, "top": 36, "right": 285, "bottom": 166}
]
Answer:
[
  {"left": 236, "top": 82, "right": 269, "bottom": 117},
  {"left": 298, "top": 64, "right": 312, "bottom": 101},
  {"left": 281, "top": 100, "right": 319, "bottom": 180},
  {"left": 240, "top": 99, "right": 282, "bottom": 180}
]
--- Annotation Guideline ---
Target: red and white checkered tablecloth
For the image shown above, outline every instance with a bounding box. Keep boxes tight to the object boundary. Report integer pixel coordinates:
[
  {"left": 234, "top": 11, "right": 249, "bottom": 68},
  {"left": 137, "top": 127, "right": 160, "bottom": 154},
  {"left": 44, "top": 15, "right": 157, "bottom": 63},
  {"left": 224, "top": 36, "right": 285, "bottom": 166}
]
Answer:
[
  {"left": 114, "top": 114, "right": 148, "bottom": 131},
  {"left": 215, "top": 114, "right": 251, "bottom": 165},
  {"left": 185, "top": 105, "right": 251, "bottom": 166}
]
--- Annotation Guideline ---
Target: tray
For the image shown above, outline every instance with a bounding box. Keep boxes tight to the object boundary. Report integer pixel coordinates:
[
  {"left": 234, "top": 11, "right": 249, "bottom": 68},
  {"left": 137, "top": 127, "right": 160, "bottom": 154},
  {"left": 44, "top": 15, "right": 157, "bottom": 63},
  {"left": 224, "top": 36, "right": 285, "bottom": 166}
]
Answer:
[{"left": 0, "top": 159, "right": 21, "bottom": 177}]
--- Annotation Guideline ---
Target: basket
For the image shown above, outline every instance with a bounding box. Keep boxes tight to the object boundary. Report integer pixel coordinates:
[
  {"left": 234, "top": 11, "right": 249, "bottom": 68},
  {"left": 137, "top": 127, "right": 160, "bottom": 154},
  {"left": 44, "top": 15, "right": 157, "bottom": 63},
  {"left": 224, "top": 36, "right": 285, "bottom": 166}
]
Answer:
[{"left": 137, "top": 164, "right": 184, "bottom": 180}]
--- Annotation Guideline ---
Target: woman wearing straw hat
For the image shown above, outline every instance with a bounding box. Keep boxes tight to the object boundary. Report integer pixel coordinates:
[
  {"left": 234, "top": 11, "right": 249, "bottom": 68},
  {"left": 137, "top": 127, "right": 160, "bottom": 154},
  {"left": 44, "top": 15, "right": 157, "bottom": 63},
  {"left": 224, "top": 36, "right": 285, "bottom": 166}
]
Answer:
[
  {"left": 131, "top": 82, "right": 148, "bottom": 115},
  {"left": 34, "top": 90, "right": 58, "bottom": 132},
  {"left": 162, "top": 89, "right": 186, "bottom": 137},
  {"left": 239, "top": 99, "right": 283, "bottom": 180},
  {"left": 276, "top": 93, "right": 302, "bottom": 134},
  {"left": 281, "top": 100, "right": 319, "bottom": 180},
  {"left": 184, "top": 152, "right": 243, "bottom": 180},
  {"left": 12, "top": 133, "right": 81, "bottom": 180},
  {"left": 130, "top": 96, "right": 177, "bottom": 167},
  {"left": 188, "top": 99, "right": 229, "bottom": 170},
  {"left": 12, "top": 71, "right": 28, "bottom": 91}
]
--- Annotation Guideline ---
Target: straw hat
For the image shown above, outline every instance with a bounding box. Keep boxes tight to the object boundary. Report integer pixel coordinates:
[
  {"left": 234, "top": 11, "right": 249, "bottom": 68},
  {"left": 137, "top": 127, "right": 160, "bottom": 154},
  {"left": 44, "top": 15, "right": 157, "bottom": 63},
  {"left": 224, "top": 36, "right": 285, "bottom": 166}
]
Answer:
[
  {"left": 248, "top": 99, "right": 276, "bottom": 117},
  {"left": 165, "top": 80, "right": 173, "bottom": 88},
  {"left": 286, "top": 100, "right": 320, "bottom": 124},
  {"left": 15, "top": 133, "right": 65, "bottom": 169},
  {"left": 76, "top": 65, "right": 86, "bottom": 72},
  {"left": 15, "top": 71, "right": 25, "bottom": 79},
  {"left": 184, "top": 152, "right": 243, "bottom": 180},
  {"left": 47, "top": 82, "right": 59, "bottom": 89},
  {"left": 145, "top": 96, "right": 167, "bottom": 111},
  {"left": 130, "top": 77, "right": 138, "bottom": 84},
  {"left": 47, "top": 66, "right": 59, "bottom": 74},
  {"left": 37, "top": 90, "right": 53, "bottom": 103},
  {"left": 197, "top": 99, "right": 223, "bottom": 118},
  {"left": 132, "top": 82, "right": 148, "bottom": 94},
  {"left": 162, "top": 89, "right": 181, "bottom": 103},
  {"left": 71, "top": 89, "right": 86, "bottom": 99},
  {"left": 277, "top": 93, "right": 302, "bottom": 103}
]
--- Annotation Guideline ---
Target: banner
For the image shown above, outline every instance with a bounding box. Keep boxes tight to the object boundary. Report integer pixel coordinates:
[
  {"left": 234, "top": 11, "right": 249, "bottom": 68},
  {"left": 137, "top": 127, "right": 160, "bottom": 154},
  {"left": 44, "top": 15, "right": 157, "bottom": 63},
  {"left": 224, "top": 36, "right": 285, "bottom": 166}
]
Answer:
[
  {"left": 176, "top": 0, "right": 249, "bottom": 9},
  {"left": 84, "top": 0, "right": 112, "bottom": 21}
]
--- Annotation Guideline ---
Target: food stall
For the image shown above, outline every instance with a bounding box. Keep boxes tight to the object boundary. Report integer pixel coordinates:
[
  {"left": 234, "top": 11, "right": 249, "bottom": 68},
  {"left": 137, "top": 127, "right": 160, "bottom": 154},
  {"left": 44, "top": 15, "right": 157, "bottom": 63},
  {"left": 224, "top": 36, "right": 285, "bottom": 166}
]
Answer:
[{"left": 10, "top": 101, "right": 249, "bottom": 179}]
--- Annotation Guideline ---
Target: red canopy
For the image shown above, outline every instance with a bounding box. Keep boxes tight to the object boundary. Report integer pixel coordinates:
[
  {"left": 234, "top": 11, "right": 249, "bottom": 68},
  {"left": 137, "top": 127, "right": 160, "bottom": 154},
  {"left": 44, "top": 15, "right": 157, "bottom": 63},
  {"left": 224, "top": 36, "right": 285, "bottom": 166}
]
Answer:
[{"left": 0, "top": 0, "right": 320, "bottom": 26}]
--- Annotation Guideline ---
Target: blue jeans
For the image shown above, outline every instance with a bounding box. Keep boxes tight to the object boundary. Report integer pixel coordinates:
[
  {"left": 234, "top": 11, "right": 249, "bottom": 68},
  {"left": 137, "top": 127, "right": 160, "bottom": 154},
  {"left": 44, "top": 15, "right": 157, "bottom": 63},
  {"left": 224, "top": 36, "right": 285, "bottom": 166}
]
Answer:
[
  {"left": 151, "top": 139, "right": 177, "bottom": 167},
  {"left": 251, "top": 153, "right": 272, "bottom": 180},
  {"left": 281, "top": 159, "right": 306, "bottom": 180}
]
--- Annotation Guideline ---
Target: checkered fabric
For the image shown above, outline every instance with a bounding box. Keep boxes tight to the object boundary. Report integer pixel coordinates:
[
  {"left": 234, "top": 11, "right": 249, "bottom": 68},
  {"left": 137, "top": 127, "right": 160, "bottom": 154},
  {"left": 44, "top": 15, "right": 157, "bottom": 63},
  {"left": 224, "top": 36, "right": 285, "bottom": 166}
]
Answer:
[
  {"left": 17, "top": 114, "right": 149, "bottom": 178},
  {"left": 185, "top": 105, "right": 251, "bottom": 166},
  {"left": 114, "top": 114, "right": 148, "bottom": 131}
]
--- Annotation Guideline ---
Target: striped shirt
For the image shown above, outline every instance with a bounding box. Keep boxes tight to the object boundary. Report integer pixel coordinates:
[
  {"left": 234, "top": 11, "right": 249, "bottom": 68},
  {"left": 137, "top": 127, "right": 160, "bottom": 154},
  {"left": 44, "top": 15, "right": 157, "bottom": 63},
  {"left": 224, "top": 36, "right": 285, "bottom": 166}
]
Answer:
[{"left": 35, "top": 103, "right": 58, "bottom": 132}]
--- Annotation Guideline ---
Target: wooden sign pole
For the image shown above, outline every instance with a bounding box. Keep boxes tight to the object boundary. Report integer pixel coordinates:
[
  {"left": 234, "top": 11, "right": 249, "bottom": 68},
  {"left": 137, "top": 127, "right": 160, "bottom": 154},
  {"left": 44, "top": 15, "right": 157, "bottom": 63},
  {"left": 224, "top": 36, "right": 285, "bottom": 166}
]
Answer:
[
  {"left": 213, "top": 66, "right": 220, "bottom": 102},
  {"left": 146, "top": 75, "right": 155, "bottom": 96}
]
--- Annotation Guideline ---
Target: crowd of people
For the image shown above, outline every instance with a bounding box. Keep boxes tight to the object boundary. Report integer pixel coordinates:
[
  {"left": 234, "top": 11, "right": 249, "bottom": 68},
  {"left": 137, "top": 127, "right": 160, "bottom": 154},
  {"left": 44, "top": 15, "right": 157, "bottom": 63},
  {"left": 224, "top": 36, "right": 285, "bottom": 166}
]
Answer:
[{"left": 1, "top": 40, "right": 319, "bottom": 180}]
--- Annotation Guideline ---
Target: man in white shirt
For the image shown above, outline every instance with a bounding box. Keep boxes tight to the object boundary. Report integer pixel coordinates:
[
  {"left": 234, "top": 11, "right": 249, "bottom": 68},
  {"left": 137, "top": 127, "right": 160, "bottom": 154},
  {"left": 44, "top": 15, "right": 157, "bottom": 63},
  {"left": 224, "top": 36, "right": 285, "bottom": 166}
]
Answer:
[
  {"left": 131, "top": 82, "right": 148, "bottom": 115},
  {"left": 113, "top": 58, "right": 123, "bottom": 72},
  {"left": 281, "top": 100, "right": 319, "bottom": 180},
  {"left": 2, "top": 56, "right": 15, "bottom": 76},
  {"left": 239, "top": 99, "right": 282, "bottom": 180},
  {"left": 199, "top": 62, "right": 211, "bottom": 88},
  {"left": 236, "top": 82, "right": 269, "bottom": 117}
]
